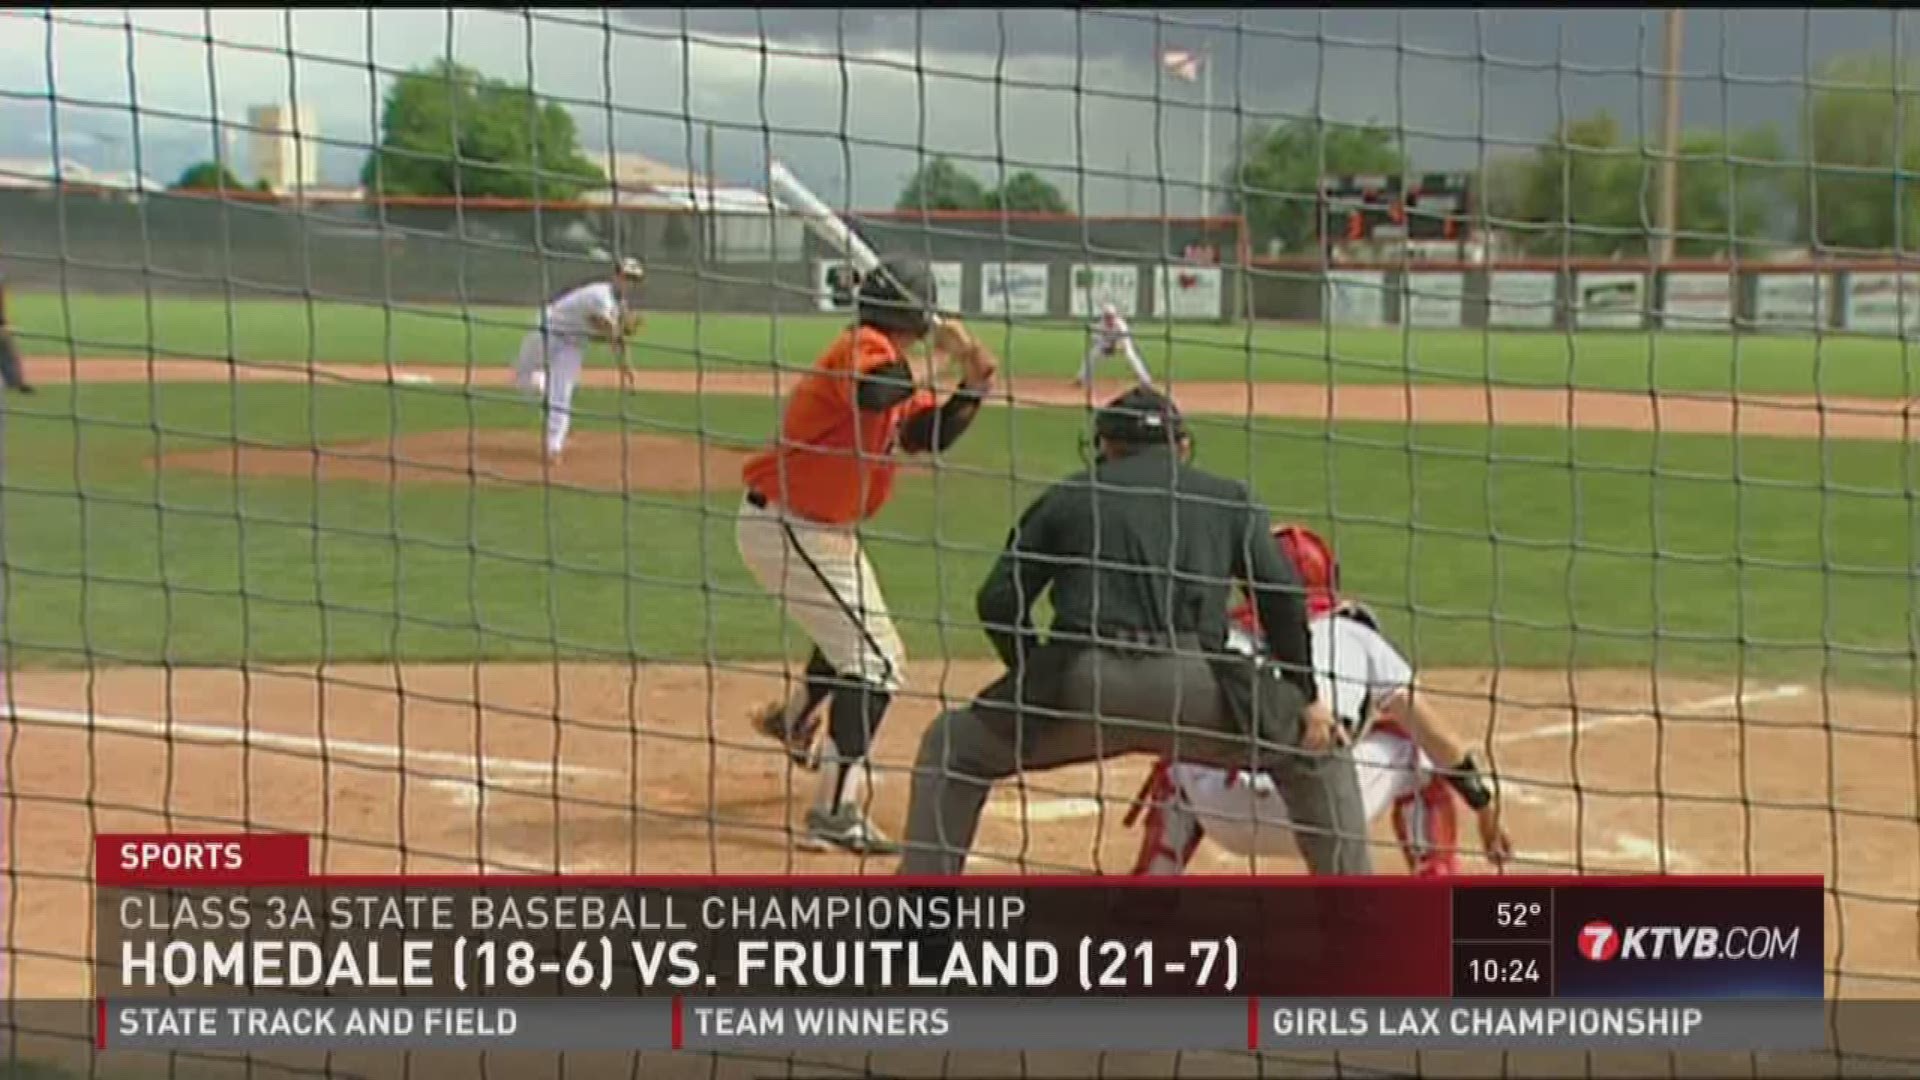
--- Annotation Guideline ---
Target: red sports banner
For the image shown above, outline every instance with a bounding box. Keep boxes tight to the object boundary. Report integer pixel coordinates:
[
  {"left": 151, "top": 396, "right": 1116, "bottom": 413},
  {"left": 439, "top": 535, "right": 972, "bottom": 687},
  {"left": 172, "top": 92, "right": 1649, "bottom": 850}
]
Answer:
[{"left": 95, "top": 834, "right": 311, "bottom": 888}]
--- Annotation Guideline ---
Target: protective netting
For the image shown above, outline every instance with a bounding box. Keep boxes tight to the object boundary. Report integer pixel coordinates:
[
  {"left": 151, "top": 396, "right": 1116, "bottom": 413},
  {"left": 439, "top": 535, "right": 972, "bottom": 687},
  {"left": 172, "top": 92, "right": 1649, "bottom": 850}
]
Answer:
[{"left": 1, "top": 6, "right": 1917, "bottom": 1078}]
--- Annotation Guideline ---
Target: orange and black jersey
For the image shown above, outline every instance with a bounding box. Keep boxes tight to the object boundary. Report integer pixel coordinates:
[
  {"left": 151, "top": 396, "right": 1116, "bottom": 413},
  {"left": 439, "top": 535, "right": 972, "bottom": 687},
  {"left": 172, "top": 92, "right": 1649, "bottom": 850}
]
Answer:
[{"left": 742, "top": 326, "right": 984, "bottom": 526}]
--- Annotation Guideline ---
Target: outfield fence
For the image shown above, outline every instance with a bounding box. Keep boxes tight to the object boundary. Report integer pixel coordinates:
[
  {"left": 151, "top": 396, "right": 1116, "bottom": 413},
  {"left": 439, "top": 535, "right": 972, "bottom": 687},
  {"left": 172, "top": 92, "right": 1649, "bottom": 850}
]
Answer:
[
  {"left": 10, "top": 186, "right": 1920, "bottom": 337},
  {"left": 0, "top": 187, "right": 1249, "bottom": 321}
]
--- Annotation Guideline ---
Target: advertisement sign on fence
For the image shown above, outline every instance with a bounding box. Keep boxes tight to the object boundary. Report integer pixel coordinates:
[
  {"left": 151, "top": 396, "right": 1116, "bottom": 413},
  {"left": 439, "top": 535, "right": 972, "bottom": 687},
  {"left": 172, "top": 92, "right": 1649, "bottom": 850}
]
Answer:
[
  {"left": 1325, "top": 270, "right": 1387, "bottom": 327},
  {"left": 817, "top": 260, "right": 962, "bottom": 314},
  {"left": 1070, "top": 264, "right": 1140, "bottom": 318},
  {"left": 1405, "top": 272, "right": 1466, "bottom": 328},
  {"left": 1486, "top": 271, "right": 1557, "bottom": 328},
  {"left": 932, "top": 262, "right": 965, "bottom": 315},
  {"left": 1575, "top": 272, "right": 1646, "bottom": 329},
  {"left": 1752, "top": 273, "right": 1827, "bottom": 331},
  {"left": 979, "top": 262, "right": 1050, "bottom": 317},
  {"left": 815, "top": 260, "right": 860, "bottom": 313},
  {"left": 1152, "top": 265, "right": 1224, "bottom": 319},
  {"left": 1845, "top": 272, "right": 1920, "bottom": 334},
  {"left": 1660, "top": 272, "right": 1734, "bottom": 330}
]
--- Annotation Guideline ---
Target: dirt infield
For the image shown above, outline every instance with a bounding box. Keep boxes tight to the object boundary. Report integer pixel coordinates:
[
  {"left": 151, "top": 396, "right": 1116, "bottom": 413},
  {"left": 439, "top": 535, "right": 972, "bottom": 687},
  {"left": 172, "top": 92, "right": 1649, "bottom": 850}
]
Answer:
[
  {"left": 25, "top": 356, "right": 1920, "bottom": 441},
  {"left": 155, "top": 429, "right": 749, "bottom": 493},
  {"left": 2, "top": 655, "right": 1914, "bottom": 1080},
  {"left": 6, "top": 661, "right": 1916, "bottom": 1001}
]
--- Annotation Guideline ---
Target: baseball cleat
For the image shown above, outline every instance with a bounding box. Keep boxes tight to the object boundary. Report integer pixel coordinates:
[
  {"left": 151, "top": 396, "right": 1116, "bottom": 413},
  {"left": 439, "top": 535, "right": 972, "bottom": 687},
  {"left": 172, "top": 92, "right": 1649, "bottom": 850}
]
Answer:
[
  {"left": 750, "top": 701, "right": 823, "bottom": 770},
  {"left": 800, "top": 807, "right": 899, "bottom": 855}
]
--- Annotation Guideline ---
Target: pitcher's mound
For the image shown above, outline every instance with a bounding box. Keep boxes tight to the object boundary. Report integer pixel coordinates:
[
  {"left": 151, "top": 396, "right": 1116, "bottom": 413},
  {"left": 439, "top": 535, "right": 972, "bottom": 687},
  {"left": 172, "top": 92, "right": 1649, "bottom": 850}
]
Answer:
[{"left": 157, "top": 430, "right": 752, "bottom": 493}]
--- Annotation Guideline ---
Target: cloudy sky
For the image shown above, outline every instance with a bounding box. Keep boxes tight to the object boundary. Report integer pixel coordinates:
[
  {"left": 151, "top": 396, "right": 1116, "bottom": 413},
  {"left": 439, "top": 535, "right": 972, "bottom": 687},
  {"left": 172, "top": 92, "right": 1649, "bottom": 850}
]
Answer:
[{"left": 0, "top": 7, "right": 1914, "bottom": 213}]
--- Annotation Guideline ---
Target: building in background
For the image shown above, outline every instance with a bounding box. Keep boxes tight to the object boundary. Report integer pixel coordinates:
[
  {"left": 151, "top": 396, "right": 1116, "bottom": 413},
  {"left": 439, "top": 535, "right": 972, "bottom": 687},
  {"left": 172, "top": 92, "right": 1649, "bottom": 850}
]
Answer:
[
  {"left": 248, "top": 104, "right": 318, "bottom": 193},
  {"left": 577, "top": 148, "right": 797, "bottom": 261},
  {"left": 594, "top": 150, "right": 705, "bottom": 194}
]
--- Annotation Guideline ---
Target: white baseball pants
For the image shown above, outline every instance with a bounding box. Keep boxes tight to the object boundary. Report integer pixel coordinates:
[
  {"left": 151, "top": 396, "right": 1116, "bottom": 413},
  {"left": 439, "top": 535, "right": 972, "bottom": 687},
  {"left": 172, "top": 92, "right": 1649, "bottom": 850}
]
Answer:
[
  {"left": 513, "top": 331, "right": 586, "bottom": 456},
  {"left": 734, "top": 495, "right": 906, "bottom": 692},
  {"left": 1078, "top": 338, "right": 1153, "bottom": 386},
  {"left": 1134, "top": 729, "right": 1435, "bottom": 874}
]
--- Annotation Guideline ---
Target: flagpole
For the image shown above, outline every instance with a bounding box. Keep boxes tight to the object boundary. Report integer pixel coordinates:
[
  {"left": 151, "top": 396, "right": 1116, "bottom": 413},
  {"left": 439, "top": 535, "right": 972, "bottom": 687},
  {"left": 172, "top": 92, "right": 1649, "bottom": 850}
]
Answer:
[{"left": 1199, "top": 45, "right": 1212, "bottom": 219}]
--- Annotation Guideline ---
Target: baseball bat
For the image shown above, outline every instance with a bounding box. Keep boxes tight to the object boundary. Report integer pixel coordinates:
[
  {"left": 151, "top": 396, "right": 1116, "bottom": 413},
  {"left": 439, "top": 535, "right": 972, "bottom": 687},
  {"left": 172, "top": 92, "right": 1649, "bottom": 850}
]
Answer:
[
  {"left": 769, "top": 161, "right": 881, "bottom": 274},
  {"left": 768, "top": 160, "right": 943, "bottom": 329}
]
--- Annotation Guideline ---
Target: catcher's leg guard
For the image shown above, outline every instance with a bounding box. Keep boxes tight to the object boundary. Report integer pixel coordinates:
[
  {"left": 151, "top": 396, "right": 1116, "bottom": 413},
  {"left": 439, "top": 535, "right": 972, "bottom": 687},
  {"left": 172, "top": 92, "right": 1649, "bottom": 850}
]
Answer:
[
  {"left": 1390, "top": 775, "right": 1461, "bottom": 877},
  {"left": 1127, "top": 762, "right": 1204, "bottom": 875}
]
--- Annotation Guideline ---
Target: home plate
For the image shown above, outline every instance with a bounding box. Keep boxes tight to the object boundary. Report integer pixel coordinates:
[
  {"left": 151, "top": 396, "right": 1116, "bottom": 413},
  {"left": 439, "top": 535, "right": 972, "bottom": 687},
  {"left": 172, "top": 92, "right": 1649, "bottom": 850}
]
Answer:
[{"left": 989, "top": 797, "right": 1105, "bottom": 822}]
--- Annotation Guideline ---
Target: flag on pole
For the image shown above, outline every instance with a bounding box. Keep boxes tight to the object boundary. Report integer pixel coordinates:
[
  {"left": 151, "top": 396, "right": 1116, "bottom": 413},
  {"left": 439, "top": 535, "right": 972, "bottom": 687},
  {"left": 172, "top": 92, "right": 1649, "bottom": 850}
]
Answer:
[{"left": 1161, "top": 48, "right": 1201, "bottom": 83}]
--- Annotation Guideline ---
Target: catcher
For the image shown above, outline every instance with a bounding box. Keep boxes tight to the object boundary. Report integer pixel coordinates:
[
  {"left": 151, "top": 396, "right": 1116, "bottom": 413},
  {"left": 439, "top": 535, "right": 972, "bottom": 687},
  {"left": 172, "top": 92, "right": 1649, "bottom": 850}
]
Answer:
[{"left": 1128, "top": 525, "right": 1516, "bottom": 876}]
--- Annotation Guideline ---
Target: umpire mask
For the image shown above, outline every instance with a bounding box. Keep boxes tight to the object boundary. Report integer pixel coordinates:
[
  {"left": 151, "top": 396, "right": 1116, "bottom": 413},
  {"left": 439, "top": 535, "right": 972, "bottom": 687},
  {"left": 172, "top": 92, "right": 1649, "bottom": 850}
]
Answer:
[{"left": 1091, "top": 386, "right": 1192, "bottom": 462}]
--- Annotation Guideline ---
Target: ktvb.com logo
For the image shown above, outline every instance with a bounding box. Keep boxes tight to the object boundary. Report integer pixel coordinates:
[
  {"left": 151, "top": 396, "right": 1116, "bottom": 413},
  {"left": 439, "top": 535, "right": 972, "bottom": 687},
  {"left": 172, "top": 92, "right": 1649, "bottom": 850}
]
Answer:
[{"left": 1578, "top": 920, "right": 1802, "bottom": 962}]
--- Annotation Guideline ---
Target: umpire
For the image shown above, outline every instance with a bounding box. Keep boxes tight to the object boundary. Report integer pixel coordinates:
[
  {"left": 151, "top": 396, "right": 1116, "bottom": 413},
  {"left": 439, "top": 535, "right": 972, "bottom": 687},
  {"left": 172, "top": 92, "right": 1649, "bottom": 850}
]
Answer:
[{"left": 898, "top": 386, "right": 1371, "bottom": 876}]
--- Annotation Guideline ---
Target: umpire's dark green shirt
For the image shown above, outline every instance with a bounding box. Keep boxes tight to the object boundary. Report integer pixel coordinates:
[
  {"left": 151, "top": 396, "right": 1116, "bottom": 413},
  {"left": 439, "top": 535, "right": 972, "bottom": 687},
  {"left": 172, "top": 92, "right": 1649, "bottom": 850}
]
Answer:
[{"left": 976, "top": 444, "right": 1317, "bottom": 700}]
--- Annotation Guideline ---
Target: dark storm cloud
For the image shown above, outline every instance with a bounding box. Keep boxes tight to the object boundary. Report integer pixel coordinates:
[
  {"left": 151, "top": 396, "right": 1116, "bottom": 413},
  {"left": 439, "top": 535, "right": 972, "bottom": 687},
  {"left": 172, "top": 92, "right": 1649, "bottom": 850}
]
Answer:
[
  {"left": 619, "top": 7, "right": 1920, "bottom": 140},
  {"left": 10, "top": 8, "right": 1920, "bottom": 210},
  {"left": 585, "top": 8, "right": 1920, "bottom": 208},
  {"left": 616, "top": 8, "right": 1160, "bottom": 63}
]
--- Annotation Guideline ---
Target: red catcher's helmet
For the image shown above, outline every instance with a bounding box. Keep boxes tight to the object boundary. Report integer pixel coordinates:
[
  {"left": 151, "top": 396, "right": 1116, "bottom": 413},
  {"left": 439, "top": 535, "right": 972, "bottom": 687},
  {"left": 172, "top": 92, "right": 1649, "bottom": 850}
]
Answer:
[{"left": 1274, "top": 525, "right": 1339, "bottom": 616}]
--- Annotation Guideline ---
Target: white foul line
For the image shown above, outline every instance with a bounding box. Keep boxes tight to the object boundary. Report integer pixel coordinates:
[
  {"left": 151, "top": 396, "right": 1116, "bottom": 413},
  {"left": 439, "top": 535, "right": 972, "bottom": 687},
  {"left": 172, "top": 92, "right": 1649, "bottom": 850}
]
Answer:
[
  {"left": 989, "top": 796, "right": 1105, "bottom": 823},
  {"left": 1486, "top": 683, "right": 1804, "bottom": 872},
  {"left": 1495, "top": 684, "right": 1806, "bottom": 746},
  {"left": 4, "top": 704, "right": 621, "bottom": 781},
  {"left": 988, "top": 683, "right": 1806, "bottom": 826}
]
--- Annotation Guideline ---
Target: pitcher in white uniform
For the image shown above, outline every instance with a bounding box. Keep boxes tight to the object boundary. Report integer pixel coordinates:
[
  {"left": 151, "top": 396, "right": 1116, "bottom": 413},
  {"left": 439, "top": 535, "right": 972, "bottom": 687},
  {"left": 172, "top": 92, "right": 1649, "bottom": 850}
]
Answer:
[
  {"left": 1074, "top": 302, "right": 1153, "bottom": 388},
  {"left": 513, "top": 258, "right": 646, "bottom": 462},
  {"left": 1128, "top": 525, "right": 1516, "bottom": 876}
]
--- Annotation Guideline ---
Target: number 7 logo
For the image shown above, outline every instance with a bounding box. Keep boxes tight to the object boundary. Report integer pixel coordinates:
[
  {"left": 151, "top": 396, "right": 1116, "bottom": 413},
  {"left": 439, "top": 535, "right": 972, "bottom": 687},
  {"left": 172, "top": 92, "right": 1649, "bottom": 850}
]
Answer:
[{"left": 1579, "top": 920, "right": 1621, "bottom": 962}]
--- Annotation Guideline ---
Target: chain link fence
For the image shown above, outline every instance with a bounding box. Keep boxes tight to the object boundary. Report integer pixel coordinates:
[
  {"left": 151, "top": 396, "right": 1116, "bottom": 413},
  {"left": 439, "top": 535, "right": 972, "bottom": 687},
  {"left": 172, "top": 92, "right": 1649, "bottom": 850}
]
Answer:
[{"left": 0, "top": 188, "right": 1247, "bottom": 321}]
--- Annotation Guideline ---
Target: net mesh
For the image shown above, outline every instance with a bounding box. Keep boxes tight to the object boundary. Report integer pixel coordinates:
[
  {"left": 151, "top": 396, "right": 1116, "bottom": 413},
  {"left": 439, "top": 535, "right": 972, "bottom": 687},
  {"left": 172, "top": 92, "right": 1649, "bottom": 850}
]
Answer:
[{"left": 1, "top": 6, "right": 1917, "bottom": 1077}]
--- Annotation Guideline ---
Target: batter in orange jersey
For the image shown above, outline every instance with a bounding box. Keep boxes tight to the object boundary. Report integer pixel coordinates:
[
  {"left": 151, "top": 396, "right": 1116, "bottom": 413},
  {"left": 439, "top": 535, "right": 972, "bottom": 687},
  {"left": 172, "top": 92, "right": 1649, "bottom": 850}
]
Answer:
[{"left": 735, "top": 257, "right": 999, "bottom": 855}]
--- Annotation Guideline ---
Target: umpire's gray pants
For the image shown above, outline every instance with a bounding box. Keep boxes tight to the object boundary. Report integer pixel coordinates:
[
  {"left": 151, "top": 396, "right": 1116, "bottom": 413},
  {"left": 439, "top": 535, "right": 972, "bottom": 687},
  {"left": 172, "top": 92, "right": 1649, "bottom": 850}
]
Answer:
[{"left": 899, "top": 647, "right": 1372, "bottom": 876}]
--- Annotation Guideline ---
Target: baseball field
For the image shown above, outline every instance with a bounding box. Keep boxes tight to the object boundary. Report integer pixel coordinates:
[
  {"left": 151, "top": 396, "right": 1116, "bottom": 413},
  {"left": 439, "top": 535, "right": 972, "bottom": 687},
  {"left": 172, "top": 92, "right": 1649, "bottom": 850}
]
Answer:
[{"left": 4, "top": 294, "right": 1918, "bottom": 1076}]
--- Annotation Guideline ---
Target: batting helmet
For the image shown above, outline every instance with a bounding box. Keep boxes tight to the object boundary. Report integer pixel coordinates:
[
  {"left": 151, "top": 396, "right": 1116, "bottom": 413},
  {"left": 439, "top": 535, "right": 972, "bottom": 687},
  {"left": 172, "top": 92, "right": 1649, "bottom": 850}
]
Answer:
[
  {"left": 857, "top": 257, "right": 938, "bottom": 336},
  {"left": 1274, "top": 524, "right": 1339, "bottom": 616},
  {"left": 1093, "top": 385, "right": 1188, "bottom": 448}
]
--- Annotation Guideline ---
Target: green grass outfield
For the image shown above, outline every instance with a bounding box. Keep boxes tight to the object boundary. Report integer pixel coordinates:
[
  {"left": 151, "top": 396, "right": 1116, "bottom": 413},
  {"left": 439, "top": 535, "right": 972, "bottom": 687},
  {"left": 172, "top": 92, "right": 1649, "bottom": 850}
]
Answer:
[
  {"left": 5, "top": 379, "right": 1915, "bottom": 690},
  {"left": 13, "top": 292, "right": 1920, "bottom": 398}
]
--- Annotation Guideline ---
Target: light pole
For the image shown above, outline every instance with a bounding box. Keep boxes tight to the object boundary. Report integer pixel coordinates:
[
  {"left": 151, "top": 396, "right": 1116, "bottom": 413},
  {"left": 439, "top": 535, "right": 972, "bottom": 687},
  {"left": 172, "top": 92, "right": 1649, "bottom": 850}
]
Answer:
[
  {"left": 1655, "top": 9, "right": 1684, "bottom": 265},
  {"left": 1199, "top": 44, "right": 1213, "bottom": 218}
]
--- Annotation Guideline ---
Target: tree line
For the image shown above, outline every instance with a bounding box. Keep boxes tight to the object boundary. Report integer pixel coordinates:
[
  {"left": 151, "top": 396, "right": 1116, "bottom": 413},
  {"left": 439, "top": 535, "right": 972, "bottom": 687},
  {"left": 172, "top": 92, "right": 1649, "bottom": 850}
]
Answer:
[
  {"left": 171, "top": 59, "right": 604, "bottom": 200},
  {"left": 167, "top": 51, "right": 1918, "bottom": 255},
  {"left": 1226, "top": 50, "right": 1918, "bottom": 256}
]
